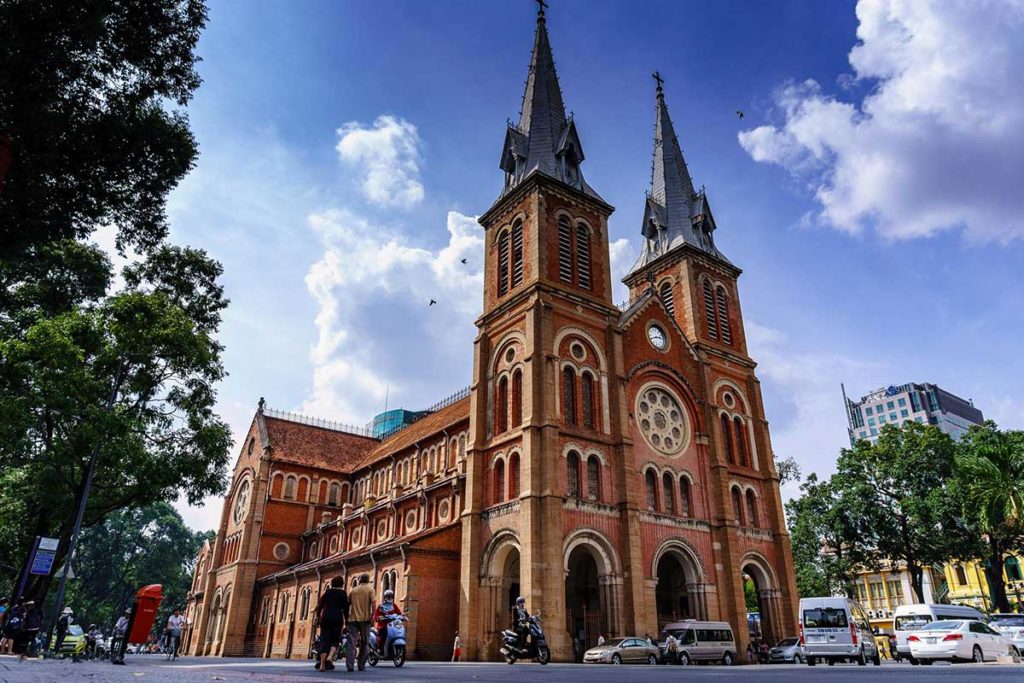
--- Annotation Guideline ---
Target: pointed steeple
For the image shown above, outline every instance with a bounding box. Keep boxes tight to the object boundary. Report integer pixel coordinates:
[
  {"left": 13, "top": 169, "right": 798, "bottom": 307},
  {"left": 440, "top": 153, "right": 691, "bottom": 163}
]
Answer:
[
  {"left": 498, "top": 4, "right": 602, "bottom": 201},
  {"left": 629, "top": 74, "right": 729, "bottom": 275}
]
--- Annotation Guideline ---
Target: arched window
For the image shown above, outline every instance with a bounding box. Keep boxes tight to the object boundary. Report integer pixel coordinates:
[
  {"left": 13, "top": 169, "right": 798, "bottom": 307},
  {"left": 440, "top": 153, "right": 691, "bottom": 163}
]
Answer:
[
  {"left": 575, "top": 223, "right": 591, "bottom": 289},
  {"left": 679, "top": 477, "right": 692, "bottom": 517},
  {"left": 382, "top": 572, "right": 392, "bottom": 594},
  {"left": 731, "top": 486, "right": 745, "bottom": 526},
  {"left": 645, "top": 469, "right": 658, "bottom": 511},
  {"left": 703, "top": 279, "right": 718, "bottom": 340},
  {"left": 494, "top": 459, "right": 506, "bottom": 504},
  {"left": 511, "top": 370, "right": 523, "bottom": 428},
  {"left": 497, "top": 230, "right": 510, "bottom": 296},
  {"left": 259, "top": 596, "right": 270, "bottom": 625},
  {"left": 496, "top": 376, "right": 508, "bottom": 434},
  {"left": 341, "top": 482, "right": 350, "bottom": 503},
  {"left": 511, "top": 220, "right": 524, "bottom": 288},
  {"left": 955, "top": 564, "right": 968, "bottom": 586},
  {"left": 734, "top": 417, "right": 748, "bottom": 467},
  {"left": 557, "top": 216, "right": 573, "bottom": 283},
  {"left": 581, "top": 372, "right": 595, "bottom": 429},
  {"left": 567, "top": 451, "right": 581, "bottom": 498},
  {"left": 716, "top": 286, "right": 732, "bottom": 344},
  {"left": 586, "top": 456, "right": 600, "bottom": 501},
  {"left": 509, "top": 452, "right": 521, "bottom": 498},
  {"left": 662, "top": 472, "right": 676, "bottom": 515},
  {"left": 562, "top": 367, "right": 577, "bottom": 426},
  {"left": 328, "top": 482, "right": 340, "bottom": 507},
  {"left": 660, "top": 281, "right": 675, "bottom": 317},
  {"left": 283, "top": 475, "right": 297, "bottom": 500},
  {"left": 721, "top": 414, "right": 735, "bottom": 464},
  {"left": 299, "top": 588, "right": 311, "bottom": 620},
  {"left": 746, "top": 490, "right": 759, "bottom": 527},
  {"left": 279, "top": 591, "right": 290, "bottom": 621}
]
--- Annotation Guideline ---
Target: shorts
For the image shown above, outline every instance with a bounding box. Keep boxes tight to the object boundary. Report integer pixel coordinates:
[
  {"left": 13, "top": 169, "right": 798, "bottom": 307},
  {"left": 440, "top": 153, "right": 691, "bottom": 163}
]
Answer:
[{"left": 319, "top": 621, "right": 343, "bottom": 654}]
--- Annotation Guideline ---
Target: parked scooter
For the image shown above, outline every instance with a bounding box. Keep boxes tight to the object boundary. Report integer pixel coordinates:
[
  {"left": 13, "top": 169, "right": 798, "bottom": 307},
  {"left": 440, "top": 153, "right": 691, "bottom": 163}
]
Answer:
[
  {"left": 500, "top": 614, "right": 551, "bottom": 665},
  {"left": 367, "top": 614, "right": 408, "bottom": 668}
]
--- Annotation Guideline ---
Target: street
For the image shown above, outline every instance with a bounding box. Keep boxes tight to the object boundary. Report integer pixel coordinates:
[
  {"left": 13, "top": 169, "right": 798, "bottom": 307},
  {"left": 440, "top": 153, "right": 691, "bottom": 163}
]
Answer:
[{"left": 2, "top": 656, "right": 1022, "bottom": 683}]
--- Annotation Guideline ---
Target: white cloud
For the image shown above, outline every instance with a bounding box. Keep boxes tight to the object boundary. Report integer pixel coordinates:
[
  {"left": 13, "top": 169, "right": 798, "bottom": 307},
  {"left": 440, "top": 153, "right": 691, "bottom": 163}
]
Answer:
[
  {"left": 608, "top": 237, "right": 636, "bottom": 305},
  {"left": 739, "top": 0, "right": 1024, "bottom": 242},
  {"left": 336, "top": 116, "right": 425, "bottom": 208}
]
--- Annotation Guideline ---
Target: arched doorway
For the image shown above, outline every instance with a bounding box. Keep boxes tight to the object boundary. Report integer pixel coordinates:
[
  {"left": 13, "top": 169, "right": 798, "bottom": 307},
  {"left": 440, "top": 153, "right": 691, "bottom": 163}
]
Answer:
[
  {"left": 565, "top": 545, "right": 602, "bottom": 660},
  {"left": 656, "top": 554, "right": 690, "bottom": 624},
  {"left": 479, "top": 531, "right": 521, "bottom": 660},
  {"left": 501, "top": 551, "right": 521, "bottom": 621},
  {"left": 740, "top": 556, "right": 779, "bottom": 648}
]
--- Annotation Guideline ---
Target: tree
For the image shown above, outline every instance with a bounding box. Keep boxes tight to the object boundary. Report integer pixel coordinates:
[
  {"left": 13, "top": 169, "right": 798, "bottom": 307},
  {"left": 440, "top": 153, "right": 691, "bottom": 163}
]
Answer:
[
  {"left": 836, "top": 421, "right": 975, "bottom": 603},
  {"left": 775, "top": 454, "right": 802, "bottom": 486},
  {"left": 952, "top": 422, "right": 1024, "bottom": 613}
]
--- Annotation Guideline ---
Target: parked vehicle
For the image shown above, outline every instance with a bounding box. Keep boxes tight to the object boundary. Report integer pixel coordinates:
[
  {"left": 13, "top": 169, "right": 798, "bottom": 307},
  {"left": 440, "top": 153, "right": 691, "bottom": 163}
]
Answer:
[
  {"left": 500, "top": 614, "right": 550, "bottom": 665},
  {"left": 768, "top": 637, "right": 804, "bottom": 664},
  {"left": 367, "top": 614, "right": 408, "bottom": 668},
  {"left": 582, "top": 637, "right": 660, "bottom": 665},
  {"left": 907, "top": 619, "right": 1014, "bottom": 663},
  {"left": 657, "top": 620, "right": 737, "bottom": 665},
  {"left": 892, "top": 603, "right": 986, "bottom": 664},
  {"left": 48, "top": 624, "right": 87, "bottom": 658},
  {"left": 799, "top": 597, "right": 880, "bottom": 666},
  {"left": 989, "top": 614, "right": 1024, "bottom": 655}
]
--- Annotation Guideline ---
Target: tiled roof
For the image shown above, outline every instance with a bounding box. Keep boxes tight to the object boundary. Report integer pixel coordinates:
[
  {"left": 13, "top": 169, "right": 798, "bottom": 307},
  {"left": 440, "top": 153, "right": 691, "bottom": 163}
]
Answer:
[
  {"left": 263, "top": 415, "right": 378, "bottom": 472},
  {"left": 354, "top": 396, "right": 471, "bottom": 470}
]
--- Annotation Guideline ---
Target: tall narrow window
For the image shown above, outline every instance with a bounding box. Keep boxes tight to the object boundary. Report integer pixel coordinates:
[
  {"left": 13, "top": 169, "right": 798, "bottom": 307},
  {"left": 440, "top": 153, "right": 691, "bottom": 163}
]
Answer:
[
  {"left": 586, "top": 456, "right": 600, "bottom": 501},
  {"left": 734, "top": 417, "right": 748, "bottom": 467},
  {"left": 497, "top": 230, "right": 510, "bottom": 296},
  {"left": 575, "top": 223, "right": 591, "bottom": 289},
  {"left": 703, "top": 279, "right": 718, "bottom": 339},
  {"left": 494, "top": 460, "right": 506, "bottom": 504},
  {"left": 509, "top": 453, "right": 521, "bottom": 498},
  {"left": 731, "top": 486, "right": 745, "bottom": 525},
  {"left": 662, "top": 472, "right": 676, "bottom": 515},
  {"left": 645, "top": 470, "right": 658, "bottom": 511},
  {"left": 511, "top": 220, "right": 524, "bottom": 288},
  {"left": 557, "top": 216, "right": 573, "bottom": 283},
  {"left": 679, "top": 477, "right": 692, "bottom": 517},
  {"left": 660, "top": 281, "right": 675, "bottom": 317},
  {"left": 567, "top": 451, "right": 580, "bottom": 498},
  {"left": 328, "top": 482, "right": 340, "bottom": 507},
  {"left": 745, "top": 490, "right": 759, "bottom": 527},
  {"left": 720, "top": 413, "right": 735, "bottom": 463},
  {"left": 511, "top": 370, "right": 523, "bottom": 428},
  {"left": 716, "top": 286, "right": 732, "bottom": 344},
  {"left": 496, "top": 376, "right": 508, "bottom": 434},
  {"left": 581, "top": 372, "right": 595, "bottom": 429},
  {"left": 283, "top": 475, "right": 297, "bottom": 500},
  {"left": 562, "top": 367, "right": 577, "bottom": 426}
]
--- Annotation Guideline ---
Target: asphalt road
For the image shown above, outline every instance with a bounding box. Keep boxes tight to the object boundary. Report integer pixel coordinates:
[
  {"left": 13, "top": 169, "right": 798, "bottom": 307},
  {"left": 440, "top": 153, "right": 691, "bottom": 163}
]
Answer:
[{"left": 2, "top": 655, "right": 1021, "bottom": 683}]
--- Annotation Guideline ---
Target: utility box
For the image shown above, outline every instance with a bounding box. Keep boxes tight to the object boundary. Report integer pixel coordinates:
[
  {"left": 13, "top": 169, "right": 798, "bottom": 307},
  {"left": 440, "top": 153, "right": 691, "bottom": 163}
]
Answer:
[{"left": 128, "top": 584, "right": 164, "bottom": 644}]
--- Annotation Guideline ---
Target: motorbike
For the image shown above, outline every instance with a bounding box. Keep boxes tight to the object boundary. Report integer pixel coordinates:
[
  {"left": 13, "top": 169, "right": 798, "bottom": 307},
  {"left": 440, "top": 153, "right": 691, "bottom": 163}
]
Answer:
[
  {"left": 500, "top": 614, "right": 550, "bottom": 665},
  {"left": 367, "top": 614, "right": 408, "bottom": 668}
]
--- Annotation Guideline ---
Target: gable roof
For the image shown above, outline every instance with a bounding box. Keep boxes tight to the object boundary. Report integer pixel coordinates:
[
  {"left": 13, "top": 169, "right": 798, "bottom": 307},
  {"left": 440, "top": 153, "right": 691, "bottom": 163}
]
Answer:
[{"left": 262, "top": 415, "right": 378, "bottom": 471}]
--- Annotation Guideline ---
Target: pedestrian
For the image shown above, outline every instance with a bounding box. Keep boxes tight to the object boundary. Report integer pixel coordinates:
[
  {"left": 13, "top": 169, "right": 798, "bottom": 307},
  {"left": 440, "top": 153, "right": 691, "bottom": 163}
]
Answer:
[
  {"left": 18, "top": 600, "right": 42, "bottom": 661},
  {"left": 166, "top": 608, "right": 184, "bottom": 660},
  {"left": 758, "top": 639, "right": 769, "bottom": 664},
  {"left": 86, "top": 624, "right": 100, "bottom": 660},
  {"left": 54, "top": 606, "right": 77, "bottom": 660},
  {"left": 111, "top": 608, "right": 131, "bottom": 665},
  {"left": 746, "top": 641, "right": 755, "bottom": 663},
  {"left": 452, "top": 630, "right": 462, "bottom": 662},
  {"left": 315, "top": 576, "right": 349, "bottom": 672},
  {"left": 644, "top": 632, "right": 654, "bottom": 646},
  {"left": 0, "top": 597, "right": 8, "bottom": 654},
  {"left": 5, "top": 600, "right": 25, "bottom": 658},
  {"left": 665, "top": 632, "right": 678, "bottom": 664},
  {"left": 597, "top": 633, "right": 605, "bottom": 646},
  {"left": 346, "top": 574, "right": 374, "bottom": 672}
]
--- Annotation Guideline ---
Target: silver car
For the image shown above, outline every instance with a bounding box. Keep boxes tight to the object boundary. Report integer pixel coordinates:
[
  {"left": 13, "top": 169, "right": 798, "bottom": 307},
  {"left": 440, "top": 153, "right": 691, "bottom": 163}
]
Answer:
[
  {"left": 768, "top": 637, "right": 805, "bottom": 664},
  {"left": 583, "top": 637, "right": 661, "bottom": 665}
]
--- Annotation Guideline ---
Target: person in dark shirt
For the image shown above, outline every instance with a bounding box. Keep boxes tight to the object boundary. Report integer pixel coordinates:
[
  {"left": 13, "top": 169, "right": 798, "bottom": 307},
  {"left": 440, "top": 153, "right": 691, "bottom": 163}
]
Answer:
[{"left": 315, "top": 576, "right": 350, "bottom": 672}]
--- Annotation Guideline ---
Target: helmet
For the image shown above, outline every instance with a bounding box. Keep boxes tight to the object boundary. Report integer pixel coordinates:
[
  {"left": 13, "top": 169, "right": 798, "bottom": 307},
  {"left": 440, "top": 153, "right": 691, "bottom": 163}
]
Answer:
[
  {"left": 516, "top": 596, "right": 525, "bottom": 606},
  {"left": 383, "top": 590, "right": 395, "bottom": 602}
]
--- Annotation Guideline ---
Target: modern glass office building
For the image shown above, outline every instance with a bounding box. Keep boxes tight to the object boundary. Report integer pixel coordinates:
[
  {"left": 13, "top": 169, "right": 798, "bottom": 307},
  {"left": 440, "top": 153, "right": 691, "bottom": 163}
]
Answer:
[{"left": 843, "top": 382, "right": 984, "bottom": 444}]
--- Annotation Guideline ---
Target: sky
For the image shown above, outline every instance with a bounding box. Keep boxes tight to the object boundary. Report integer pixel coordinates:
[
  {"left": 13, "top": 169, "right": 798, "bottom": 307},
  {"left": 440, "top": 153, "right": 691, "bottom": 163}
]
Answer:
[{"left": 157, "top": 0, "right": 1024, "bottom": 531}]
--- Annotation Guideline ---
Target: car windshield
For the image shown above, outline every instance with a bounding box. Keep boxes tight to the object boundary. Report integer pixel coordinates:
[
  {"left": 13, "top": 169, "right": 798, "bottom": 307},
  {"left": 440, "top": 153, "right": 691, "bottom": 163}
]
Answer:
[
  {"left": 803, "top": 607, "right": 848, "bottom": 628},
  {"left": 602, "top": 638, "right": 626, "bottom": 648},
  {"left": 991, "top": 615, "right": 1024, "bottom": 627},
  {"left": 776, "top": 638, "right": 799, "bottom": 647},
  {"left": 920, "top": 620, "right": 964, "bottom": 631},
  {"left": 68, "top": 624, "right": 84, "bottom": 636},
  {"left": 894, "top": 615, "right": 932, "bottom": 631}
]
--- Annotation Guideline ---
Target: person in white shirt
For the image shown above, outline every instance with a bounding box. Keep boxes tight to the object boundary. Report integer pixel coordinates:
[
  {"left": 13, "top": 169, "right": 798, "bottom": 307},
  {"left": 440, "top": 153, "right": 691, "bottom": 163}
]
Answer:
[
  {"left": 597, "top": 634, "right": 605, "bottom": 646},
  {"left": 166, "top": 609, "right": 184, "bottom": 659},
  {"left": 112, "top": 609, "right": 131, "bottom": 665}
]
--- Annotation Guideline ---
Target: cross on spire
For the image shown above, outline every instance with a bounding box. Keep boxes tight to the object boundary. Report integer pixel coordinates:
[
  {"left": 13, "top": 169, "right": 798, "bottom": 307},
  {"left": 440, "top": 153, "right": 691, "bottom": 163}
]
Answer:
[
  {"left": 652, "top": 71, "right": 664, "bottom": 92},
  {"left": 536, "top": 0, "right": 548, "bottom": 19}
]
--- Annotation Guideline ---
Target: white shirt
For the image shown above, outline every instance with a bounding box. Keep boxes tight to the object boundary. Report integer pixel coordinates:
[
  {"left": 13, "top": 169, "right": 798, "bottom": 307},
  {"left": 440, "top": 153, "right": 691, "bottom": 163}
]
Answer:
[
  {"left": 597, "top": 635, "right": 605, "bottom": 646},
  {"left": 115, "top": 616, "right": 129, "bottom": 634},
  {"left": 167, "top": 615, "right": 184, "bottom": 631}
]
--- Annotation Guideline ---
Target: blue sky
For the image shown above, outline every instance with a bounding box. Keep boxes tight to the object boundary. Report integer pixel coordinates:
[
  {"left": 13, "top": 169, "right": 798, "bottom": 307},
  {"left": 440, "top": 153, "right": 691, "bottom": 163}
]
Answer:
[{"left": 155, "top": 0, "right": 1024, "bottom": 529}]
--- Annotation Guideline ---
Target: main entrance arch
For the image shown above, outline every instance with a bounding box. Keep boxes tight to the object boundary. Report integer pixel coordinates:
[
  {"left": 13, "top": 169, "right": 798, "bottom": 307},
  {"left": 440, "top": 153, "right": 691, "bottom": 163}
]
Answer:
[
  {"left": 479, "top": 530, "right": 521, "bottom": 660},
  {"left": 740, "top": 553, "right": 782, "bottom": 647},
  {"left": 563, "top": 529, "right": 623, "bottom": 658},
  {"left": 652, "top": 539, "right": 708, "bottom": 627}
]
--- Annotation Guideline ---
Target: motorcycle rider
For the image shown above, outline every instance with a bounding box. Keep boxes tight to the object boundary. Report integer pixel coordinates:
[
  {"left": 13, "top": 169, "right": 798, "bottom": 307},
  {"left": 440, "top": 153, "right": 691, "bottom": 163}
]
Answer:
[
  {"left": 511, "top": 596, "right": 530, "bottom": 651},
  {"left": 371, "top": 590, "right": 402, "bottom": 656}
]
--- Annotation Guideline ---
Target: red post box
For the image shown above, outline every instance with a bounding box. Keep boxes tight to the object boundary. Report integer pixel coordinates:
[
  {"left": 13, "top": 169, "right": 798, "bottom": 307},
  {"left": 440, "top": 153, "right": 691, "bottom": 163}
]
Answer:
[{"left": 127, "top": 584, "right": 164, "bottom": 644}]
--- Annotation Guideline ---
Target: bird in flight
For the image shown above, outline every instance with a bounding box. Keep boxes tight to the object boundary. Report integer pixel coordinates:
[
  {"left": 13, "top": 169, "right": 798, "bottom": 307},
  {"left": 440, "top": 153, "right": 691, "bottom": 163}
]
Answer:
[
  {"left": 735, "top": 110, "right": 745, "bottom": 119},
  {"left": 460, "top": 258, "right": 468, "bottom": 265},
  {"left": 429, "top": 299, "right": 437, "bottom": 306}
]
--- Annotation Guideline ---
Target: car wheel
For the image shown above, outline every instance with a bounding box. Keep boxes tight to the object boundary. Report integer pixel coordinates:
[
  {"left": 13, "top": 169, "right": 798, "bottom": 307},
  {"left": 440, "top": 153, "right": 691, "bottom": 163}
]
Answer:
[
  {"left": 679, "top": 652, "right": 690, "bottom": 666},
  {"left": 611, "top": 654, "right": 621, "bottom": 665},
  {"left": 647, "top": 654, "right": 657, "bottom": 665},
  {"left": 722, "top": 651, "right": 734, "bottom": 666},
  {"left": 972, "top": 645, "right": 983, "bottom": 663},
  {"left": 796, "top": 654, "right": 804, "bottom": 664}
]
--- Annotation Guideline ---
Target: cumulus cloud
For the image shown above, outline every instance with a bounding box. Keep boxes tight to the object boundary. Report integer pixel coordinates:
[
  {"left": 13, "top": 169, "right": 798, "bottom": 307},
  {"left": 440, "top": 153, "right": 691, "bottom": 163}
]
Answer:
[
  {"left": 739, "top": 0, "right": 1024, "bottom": 242},
  {"left": 302, "top": 209, "right": 483, "bottom": 422},
  {"left": 336, "top": 115, "right": 425, "bottom": 208},
  {"left": 608, "top": 237, "right": 636, "bottom": 304}
]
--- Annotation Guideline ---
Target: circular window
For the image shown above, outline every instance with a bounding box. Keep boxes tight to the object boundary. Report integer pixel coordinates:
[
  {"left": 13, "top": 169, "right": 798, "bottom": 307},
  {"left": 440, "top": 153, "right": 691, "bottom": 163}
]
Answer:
[
  {"left": 330, "top": 536, "right": 338, "bottom": 554},
  {"left": 647, "top": 324, "right": 668, "bottom": 350},
  {"left": 405, "top": 510, "right": 417, "bottom": 532},
  {"left": 723, "top": 392, "right": 735, "bottom": 408},
  {"left": 233, "top": 479, "right": 251, "bottom": 525},
  {"left": 635, "top": 384, "right": 689, "bottom": 456},
  {"left": 570, "top": 342, "right": 586, "bottom": 361},
  {"left": 377, "top": 519, "right": 388, "bottom": 540},
  {"left": 438, "top": 499, "right": 450, "bottom": 522},
  {"left": 273, "top": 542, "right": 290, "bottom": 561},
  {"left": 504, "top": 347, "right": 516, "bottom": 364},
  {"left": 352, "top": 529, "right": 362, "bottom": 547}
]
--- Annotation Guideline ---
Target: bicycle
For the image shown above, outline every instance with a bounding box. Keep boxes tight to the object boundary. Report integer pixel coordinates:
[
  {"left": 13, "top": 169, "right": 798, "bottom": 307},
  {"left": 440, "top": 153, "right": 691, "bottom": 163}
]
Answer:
[{"left": 165, "top": 633, "right": 179, "bottom": 662}]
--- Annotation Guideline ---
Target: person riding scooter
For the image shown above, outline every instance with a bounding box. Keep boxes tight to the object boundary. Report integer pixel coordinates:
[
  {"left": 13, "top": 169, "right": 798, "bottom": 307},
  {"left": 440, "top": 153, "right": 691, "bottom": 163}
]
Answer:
[
  {"left": 372, "top": 590, "right": 403, "bottom": 657},
  {"left": 511, "top": 596, "right": 530, "bottom": 650}
]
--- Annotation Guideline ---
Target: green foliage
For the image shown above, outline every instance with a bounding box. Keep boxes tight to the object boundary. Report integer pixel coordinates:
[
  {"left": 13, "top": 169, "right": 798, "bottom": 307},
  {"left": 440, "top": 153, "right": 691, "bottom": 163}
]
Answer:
[
  {"left": 775, "top": 454, "right": 802, "bottom": 486},
  {"left": 743, "top": 575, "right": 760, "bottom": 613}
]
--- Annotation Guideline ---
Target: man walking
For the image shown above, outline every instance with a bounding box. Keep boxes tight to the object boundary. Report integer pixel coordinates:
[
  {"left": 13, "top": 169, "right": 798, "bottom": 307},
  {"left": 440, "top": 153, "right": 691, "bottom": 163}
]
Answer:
[
  {"left": 346, "top": 575, "right": 374, "bottom": 672},
  {"left": 54, "top": 607, "right": 76, "bottom": 660},
  {"left": 111, "top": 609, "right": 131, "bottom": 665},
  {"left": 166, "top": 609, "right": 184, "bottom": 660},
  {"left": 315, "top": 576, "right": 349, "bottom": 672},
  {"left": 452, "top": 630, "right": 462, "bottom": 662}
]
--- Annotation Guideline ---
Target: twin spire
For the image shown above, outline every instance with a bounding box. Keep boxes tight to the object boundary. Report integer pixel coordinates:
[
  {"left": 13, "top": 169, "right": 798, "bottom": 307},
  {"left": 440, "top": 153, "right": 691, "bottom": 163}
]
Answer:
[{"left": 497, "top": 3, "right": 729, "bottom": 270}]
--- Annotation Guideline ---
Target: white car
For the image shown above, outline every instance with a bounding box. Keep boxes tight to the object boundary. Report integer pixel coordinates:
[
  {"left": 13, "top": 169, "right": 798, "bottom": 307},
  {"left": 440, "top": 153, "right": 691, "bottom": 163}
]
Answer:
[
  {"left": 907, "top": 619, "right": 1015, "bottom": 663},
  {"left": 989, "top": 613, "right": 1024, "bottom": 655}
]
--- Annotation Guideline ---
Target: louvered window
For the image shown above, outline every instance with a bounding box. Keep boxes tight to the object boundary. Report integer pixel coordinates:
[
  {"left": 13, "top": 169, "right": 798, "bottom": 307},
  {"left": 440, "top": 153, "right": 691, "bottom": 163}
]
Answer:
[
  {"left": 662, "top": 472, "right": 676, "bottom": 514},
  {"left": 581, "top": 372, "right": 595, "bottom": 429},
  {"left": 721, "top": 413, "right": 735, "bottom": 464},
  {"left": 586, "top": 456, "right": 600, "bottom": 501},
  {"left": 496, "top": 376, "right": 508, "bottom": 434},
  {"left": 660, "top": 281, "right": 675, "bottom": 317},
  {"left": 509, "top": 453, "right": 521, "bottom": 498},
  {"left": 511, "top": 370, "right": 523, "bottom": 428},
  {"left": 567, "top": 451, "right": 580, "bottom": 497},
  {"left": 498, "top": 230, "right": 510, "bottom": 296},
  {"left": 562, "top": 367, "right": 577, "bottom": 426},
  {"left": 511, "top": 220, "right": 524, "bottom": 288},
  {"left": 716, "top": 286, "right": 732, "bottom": 344},
  {"left": 734, "top": 417, "right": 747, "bottom": 467},
  {"left": 645, "top": 470, "right": 658, "bottom": 511},
  {"left": 732, "top": 486, "right": 744, "bottom": 525},
  {"left": 575, "top": 223, "right": 591, "bottom": 289},
  {"left": 558, "top": 216, "right": 573, "bottom": 283},
  {"left": 679, "top": 477, "right": 692, "bottom": 517},
  {"left": 703, "top": 279, "right": 718, "bottom": 339}
]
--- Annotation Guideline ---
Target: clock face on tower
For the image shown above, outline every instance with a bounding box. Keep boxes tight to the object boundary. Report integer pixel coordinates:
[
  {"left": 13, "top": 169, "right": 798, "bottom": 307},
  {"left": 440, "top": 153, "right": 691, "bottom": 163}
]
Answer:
[
  {"left": 648, "top": 323, "right": 667, "bottom": 350},
  {"left": 233, "top": 479, "right": 250, "bottom": 524}
]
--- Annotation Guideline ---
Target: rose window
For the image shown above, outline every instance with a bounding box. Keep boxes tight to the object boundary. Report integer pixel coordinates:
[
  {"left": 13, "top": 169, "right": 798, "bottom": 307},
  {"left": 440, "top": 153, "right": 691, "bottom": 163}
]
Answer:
[{"left": 636, "top": 386, "right": 688, "bottom": 456}]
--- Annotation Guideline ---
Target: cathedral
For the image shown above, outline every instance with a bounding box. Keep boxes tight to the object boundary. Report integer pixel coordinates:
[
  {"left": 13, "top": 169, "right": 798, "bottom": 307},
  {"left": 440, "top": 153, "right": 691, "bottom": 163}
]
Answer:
[{"left": 182, "top": 5, "right": 799, "bottom": 663}]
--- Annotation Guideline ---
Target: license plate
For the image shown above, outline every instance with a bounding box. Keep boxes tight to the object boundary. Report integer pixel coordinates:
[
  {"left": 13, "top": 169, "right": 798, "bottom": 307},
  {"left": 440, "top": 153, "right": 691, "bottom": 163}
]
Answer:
[
  {"left": 807, "top": 636, "right": 825, "bottom": 643},
  {"left": 924, "top": 638, "right": 936, "bottom": 644}
]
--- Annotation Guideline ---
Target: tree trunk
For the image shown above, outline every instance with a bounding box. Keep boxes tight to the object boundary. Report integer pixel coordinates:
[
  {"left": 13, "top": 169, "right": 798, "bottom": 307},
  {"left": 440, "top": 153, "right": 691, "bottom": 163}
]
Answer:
[
  {"left": 907, "top": 562, "right": 925, "bottom": 604},
  {"left": 985, "top": 541, "right": 1011, "bottom": 613}
]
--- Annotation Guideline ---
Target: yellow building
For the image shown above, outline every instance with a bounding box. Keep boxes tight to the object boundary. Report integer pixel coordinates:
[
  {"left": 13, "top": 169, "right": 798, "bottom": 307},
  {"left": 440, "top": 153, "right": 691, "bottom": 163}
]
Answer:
[
  {"left": 944, "top": 554, "right": 1024, "bottom": 613},
  {"left": 851, "top": 561, "right": 944, "bottom": 631}
]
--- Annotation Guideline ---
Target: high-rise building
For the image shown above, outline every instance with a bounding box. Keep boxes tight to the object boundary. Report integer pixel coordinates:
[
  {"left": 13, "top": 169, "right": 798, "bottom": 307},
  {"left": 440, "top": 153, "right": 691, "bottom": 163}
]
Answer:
[{"left": 843, "top": 382, "right": 984, "bottom": 445}]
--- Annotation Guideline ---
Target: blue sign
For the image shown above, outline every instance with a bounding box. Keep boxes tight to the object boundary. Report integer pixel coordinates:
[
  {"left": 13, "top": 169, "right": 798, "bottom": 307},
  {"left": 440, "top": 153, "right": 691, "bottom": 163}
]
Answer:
[
  {"left": 30, "top": 549, "right": 56, "bottom": 576},
  {"left": 886, "top": 385, "right": 899, "bottom": 396}
]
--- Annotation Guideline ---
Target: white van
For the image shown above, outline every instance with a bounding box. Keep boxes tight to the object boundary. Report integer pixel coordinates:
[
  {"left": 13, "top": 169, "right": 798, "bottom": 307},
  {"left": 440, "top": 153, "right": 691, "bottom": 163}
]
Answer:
[
  {"left": 658, "top": 620, "right": 738, "bottom": 665},
  {"left": 799, "top": 597, "right": 880, "bottom": 666},
  {"left": 892, "top": 603, "right": 986, "bottom": 663}
]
